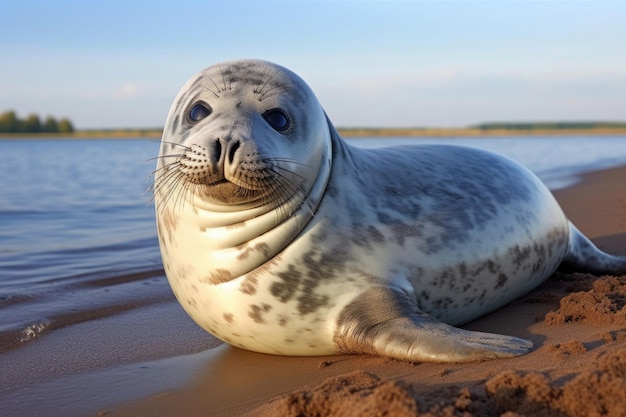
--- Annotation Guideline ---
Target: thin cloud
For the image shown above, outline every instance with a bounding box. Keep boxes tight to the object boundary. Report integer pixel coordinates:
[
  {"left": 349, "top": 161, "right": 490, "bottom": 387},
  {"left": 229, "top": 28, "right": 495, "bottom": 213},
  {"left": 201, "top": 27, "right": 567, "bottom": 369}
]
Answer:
[{"left": 113, "top": 83, "right": 140, "bottom": 99}]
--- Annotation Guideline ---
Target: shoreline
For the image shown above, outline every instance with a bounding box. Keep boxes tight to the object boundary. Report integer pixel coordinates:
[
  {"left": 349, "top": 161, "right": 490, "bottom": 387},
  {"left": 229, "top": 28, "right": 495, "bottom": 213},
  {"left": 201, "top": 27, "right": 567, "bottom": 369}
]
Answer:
[
  {"left": 2, "top": 164, "right": 626, "bottom": 416},
  {"left": 3, "top": 126, "right": 626, "bottom": 140}
]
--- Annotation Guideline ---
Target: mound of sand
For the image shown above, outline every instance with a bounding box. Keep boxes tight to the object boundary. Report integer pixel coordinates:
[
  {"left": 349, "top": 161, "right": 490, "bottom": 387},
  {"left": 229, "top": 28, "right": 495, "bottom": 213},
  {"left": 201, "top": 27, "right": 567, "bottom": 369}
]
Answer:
[{"left": 253, "top": 275, "right": 626, "bottom": 417}]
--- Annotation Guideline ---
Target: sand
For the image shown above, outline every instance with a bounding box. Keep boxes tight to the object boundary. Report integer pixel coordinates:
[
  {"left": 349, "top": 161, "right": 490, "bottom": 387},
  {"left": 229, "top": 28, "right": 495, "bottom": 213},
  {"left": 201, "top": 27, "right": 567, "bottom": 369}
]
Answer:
[{"left": 2, "top": 165, "right": 626, "bottom": 417}]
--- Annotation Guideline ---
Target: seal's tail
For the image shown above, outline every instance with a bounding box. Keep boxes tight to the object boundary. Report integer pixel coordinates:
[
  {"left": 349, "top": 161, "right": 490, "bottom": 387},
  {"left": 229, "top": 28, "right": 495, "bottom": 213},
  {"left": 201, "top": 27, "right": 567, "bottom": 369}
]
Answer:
[{"left": 559, "top": 223, "right": 626, "bottom": 275}]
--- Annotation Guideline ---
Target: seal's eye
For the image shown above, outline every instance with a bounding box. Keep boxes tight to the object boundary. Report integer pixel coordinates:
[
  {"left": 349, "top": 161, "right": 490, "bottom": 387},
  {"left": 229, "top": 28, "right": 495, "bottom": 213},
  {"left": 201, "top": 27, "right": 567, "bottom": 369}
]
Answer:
[
  {"left": 188, "top": 102, "right": 212, "bottom": 123},
  {"left": 263, "top": 109, "right": 290, "bottom": 132}
]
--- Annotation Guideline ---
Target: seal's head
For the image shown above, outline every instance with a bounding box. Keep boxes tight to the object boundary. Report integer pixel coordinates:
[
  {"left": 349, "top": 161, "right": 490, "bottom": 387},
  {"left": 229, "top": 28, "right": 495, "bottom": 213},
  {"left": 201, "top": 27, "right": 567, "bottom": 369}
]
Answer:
[
  {"left": 153, "top": 59, "right": 333, "bottom": 291},
  {"left": 155, "top": 59, "right": 331, "bottom": 213}
]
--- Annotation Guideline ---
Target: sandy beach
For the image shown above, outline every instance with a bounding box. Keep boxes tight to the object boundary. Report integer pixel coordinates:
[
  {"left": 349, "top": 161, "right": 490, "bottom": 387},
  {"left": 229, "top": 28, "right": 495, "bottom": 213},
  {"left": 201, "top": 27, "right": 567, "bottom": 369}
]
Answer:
[{"left": 2, "top": 164, "right": 626, "bottom": 417}]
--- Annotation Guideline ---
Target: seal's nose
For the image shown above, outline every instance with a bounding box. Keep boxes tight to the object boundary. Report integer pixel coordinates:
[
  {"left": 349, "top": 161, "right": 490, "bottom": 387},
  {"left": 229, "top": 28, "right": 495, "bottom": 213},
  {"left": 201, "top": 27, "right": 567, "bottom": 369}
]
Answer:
[
  {"left": 212, "top": 138, "right": 222, "bottom": 166},
  {"left": 227, "top": 140, "right": 241, "bottom": 166},
  {"left": 206, "top": 137, "right": 241, "bottom": 176},
  {"left": 205, "top": 137, "right": 227, "bottom": 173}
]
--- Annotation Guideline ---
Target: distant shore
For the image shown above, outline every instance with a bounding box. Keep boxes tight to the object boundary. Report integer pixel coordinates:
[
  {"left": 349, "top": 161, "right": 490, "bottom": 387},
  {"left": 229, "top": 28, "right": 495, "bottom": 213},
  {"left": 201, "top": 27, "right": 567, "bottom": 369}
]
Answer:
[
  {"left": 338, "top": 126, "right": 626, "bottom": 137},
  {"left": 3, "top": 125, "right": 626, "bottom": 139}
]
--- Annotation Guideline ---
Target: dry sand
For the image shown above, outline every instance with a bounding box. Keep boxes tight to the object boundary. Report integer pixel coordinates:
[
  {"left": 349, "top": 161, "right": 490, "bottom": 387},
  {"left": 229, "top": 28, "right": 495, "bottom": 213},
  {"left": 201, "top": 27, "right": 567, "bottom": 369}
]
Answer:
[{"left": 3, "top": 165, "right": 626, "bottom": 417}]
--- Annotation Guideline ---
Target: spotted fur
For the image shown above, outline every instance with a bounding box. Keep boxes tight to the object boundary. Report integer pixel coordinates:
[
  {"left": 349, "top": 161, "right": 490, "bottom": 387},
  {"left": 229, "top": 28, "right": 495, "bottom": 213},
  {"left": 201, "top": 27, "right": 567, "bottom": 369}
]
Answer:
[{"left": 154, "top": 59, "right": 626, "bottom": 363}]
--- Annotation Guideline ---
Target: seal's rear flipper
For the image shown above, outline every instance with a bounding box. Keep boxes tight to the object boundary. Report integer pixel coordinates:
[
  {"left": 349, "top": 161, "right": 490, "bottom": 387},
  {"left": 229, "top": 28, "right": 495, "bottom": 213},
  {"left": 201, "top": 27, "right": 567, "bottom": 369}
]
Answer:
[
  {"left": 333, "top": 287, "right": 533, "bottom": 363},
  {"left": 560, "top": 223, "right": 626, "bottom": 275}
]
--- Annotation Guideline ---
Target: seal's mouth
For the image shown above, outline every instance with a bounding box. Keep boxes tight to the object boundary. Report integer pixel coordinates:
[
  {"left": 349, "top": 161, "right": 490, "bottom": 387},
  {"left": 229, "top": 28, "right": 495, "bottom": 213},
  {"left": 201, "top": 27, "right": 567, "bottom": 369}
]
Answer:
[
  {"left": 210, "top": 179, "right": 247, "bottom": 193},
  {"left": 155, "top": 142, "right": 307, "bottom": 207},
  {"left": 201, "top": 179, "right": 268, "bottom": 204}
]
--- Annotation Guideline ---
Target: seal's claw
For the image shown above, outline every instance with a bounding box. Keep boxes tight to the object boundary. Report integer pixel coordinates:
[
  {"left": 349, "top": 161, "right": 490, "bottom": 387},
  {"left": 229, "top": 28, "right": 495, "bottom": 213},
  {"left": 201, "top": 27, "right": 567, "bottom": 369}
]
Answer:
[{"left": 437, "top": 329, "right": 533, "bottom": 361}]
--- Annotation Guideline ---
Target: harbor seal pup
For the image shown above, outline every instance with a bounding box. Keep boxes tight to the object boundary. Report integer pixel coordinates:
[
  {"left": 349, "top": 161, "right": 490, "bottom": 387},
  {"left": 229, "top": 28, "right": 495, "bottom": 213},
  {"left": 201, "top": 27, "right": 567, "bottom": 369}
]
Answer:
[{"left": 153, "top": 59, "right": 626, "bottom": 362}]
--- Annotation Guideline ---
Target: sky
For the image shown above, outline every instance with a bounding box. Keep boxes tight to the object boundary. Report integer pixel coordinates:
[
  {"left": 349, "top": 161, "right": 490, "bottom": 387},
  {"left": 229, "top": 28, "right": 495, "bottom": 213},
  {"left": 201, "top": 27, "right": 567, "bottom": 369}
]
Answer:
[{"left": 1, "top": 0, "right": 625, "bottom": 129}]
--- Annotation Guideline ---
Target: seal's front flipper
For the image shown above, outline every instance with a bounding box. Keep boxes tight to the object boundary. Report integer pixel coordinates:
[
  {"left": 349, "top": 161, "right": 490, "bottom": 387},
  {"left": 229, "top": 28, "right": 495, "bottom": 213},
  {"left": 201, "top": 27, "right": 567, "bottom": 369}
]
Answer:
[{"left": 333, "top": 287, "right": 533, "bottom": 363}]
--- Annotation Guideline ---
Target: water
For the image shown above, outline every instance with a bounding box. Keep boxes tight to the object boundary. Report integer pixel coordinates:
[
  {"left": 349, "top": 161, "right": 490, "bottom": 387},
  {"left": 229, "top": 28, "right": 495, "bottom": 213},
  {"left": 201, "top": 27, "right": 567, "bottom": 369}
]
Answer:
[
  {"left": 1, "top": 140, "right": 159, "bottom": 286},
  {"left": 0, "top": 139, "right": 165, "bottom": 351},
  {"left": 1, "top": 135, "right": 626, "bottom": 351}
]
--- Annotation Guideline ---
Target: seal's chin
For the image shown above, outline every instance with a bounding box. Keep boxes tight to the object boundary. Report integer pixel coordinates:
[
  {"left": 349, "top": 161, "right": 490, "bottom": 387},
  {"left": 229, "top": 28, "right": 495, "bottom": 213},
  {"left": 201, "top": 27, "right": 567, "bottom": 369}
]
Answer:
[{"left": 200, "top": 180, "right": 268, "bottom": 205}]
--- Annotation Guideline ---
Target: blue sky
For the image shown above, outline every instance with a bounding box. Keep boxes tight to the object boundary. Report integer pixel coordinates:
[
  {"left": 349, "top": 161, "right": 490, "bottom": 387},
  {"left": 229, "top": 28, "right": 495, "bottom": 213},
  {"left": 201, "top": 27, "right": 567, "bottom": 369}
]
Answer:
[{"left": 1, "top": 0, "right": 625, "bottom": 129}]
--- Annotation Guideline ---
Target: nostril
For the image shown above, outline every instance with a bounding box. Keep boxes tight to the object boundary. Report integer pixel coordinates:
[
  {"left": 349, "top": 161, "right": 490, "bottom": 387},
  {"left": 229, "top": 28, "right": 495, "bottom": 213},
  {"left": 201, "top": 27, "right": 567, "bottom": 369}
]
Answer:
[
  {"left": 228, "top": 140, "right": 240, "bottom": 164},
  {"left": 213, "top": 139, "right": 222, "bottom": 163}
]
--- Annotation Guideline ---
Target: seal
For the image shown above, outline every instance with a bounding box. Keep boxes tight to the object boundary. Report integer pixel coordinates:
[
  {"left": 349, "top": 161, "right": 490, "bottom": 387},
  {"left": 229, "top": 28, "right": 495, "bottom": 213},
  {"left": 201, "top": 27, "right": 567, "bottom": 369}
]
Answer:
[{"left": 154, "top": 59, "right": 626, "bottom": 362}]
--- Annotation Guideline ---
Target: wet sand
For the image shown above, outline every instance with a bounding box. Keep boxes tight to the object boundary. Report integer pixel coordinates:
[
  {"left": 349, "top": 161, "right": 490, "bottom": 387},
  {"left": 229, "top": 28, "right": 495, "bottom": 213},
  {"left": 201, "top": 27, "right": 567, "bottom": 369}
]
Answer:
[{"left": 2, "top": 165, "right": 626, "bottom": 417}]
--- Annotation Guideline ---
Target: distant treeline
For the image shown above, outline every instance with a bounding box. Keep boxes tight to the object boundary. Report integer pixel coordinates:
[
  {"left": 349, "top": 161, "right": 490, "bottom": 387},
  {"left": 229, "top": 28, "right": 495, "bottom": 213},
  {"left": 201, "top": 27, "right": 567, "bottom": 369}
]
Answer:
[
  {"left": 474, "top": 122, "right": 626, "bottom": 131},
  {"left": 0, "top": 110, "right": 74, "bottom": 133}
]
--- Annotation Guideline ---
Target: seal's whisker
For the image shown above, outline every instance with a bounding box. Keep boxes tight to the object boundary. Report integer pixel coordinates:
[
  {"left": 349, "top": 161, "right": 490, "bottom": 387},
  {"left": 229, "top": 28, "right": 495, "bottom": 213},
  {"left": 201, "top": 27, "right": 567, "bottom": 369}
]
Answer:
[
  {"left": 269, "top": 167, "right": 313, "bottom": 207},
  {"left": 266, "top": 168, "right": 314, "bottom": 219},
  {"left": 262, "top": 157, "right": 312, "bottom": 168},
  {"left": 264, "top": 182, "right": 298, "bottom": 223},
  {"left": 257, "top": 176, "right": 289, "bottom": 207},
  {"left": 160, "top": 140, "right": 192, "bottom": 150},
  {"left": 153, "top": 155, "right": 182, "bottom": 169},
  {"left": 148, "top": 161, "right": 181, "bottom": 185},
  {"left": 143, "top": 177, "right": 159, "bottom": 202},
  {"left": 144, "top": 161, "right": 183, "bottom": 189},
  {"left": 143, "top": 187, "right": 156, "bottom": 205},
  {"left": 263, "top": 157, "right": 317, "bottom": 187},
  {"left": 268, "top": 179, "right": 299, "bottom": 209},
  {"left": 152, "top": 178, "right": 176, "bottom": 210},
  {"left": 218, "top": 64, "right": 229, "bottom": 92},
  {"left": 254, "top": 67, "right": 271, "bottom": 97},
  {"left": 145, "top": 154, "right": 185, "bottom": 163},
  {"left": 270, "top": 165, "right": 310, "bottom": 183},
  {"left": 256, "top": 68, "right": 282, "bottom": 101},
  {"left": 146, "top": 162, "right": 183, "bottom": 203},
  {"left": 154, "top": 168, "right": 188, "bottom": 211},
  {"left": 270, "top": 181, "right": 303, "bottom": 207},
  {"left": 200, "top": 76, "right": 222, "bottom": 98},
  {"left": 267, "top": 167, "right": 303, "bottom": 197},
  {"left": 165, "top": 174, "right": 190, "bottom": 213},
  {"left": 173, "top": 177, "right": 191, "bottom": 211},
  {"left": 241, "top": 186, "right": 259, "bottom": 202},
  {"left": 153, "top": 157, "right": 181, "bottom": 170}
]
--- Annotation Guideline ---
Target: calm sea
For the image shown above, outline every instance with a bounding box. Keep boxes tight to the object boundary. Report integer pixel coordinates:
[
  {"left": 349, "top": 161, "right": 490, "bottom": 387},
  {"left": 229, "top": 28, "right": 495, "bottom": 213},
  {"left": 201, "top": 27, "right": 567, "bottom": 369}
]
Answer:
[{"left": 1, "top": 135, "right": 626, "bottom": 351}]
